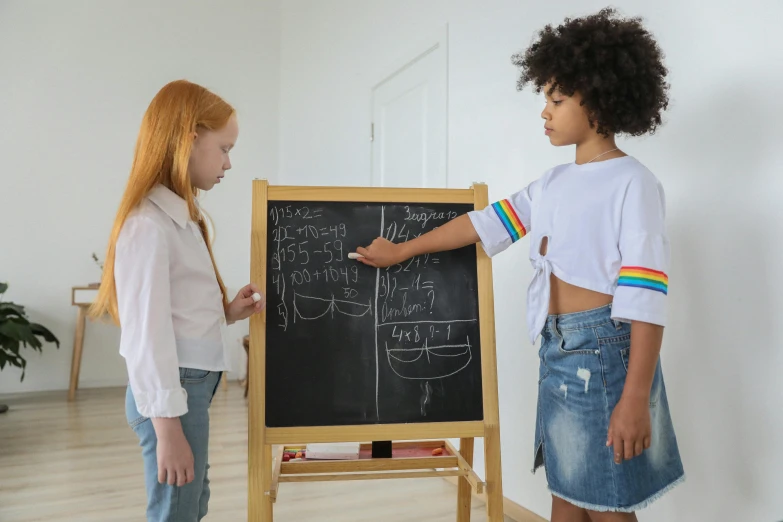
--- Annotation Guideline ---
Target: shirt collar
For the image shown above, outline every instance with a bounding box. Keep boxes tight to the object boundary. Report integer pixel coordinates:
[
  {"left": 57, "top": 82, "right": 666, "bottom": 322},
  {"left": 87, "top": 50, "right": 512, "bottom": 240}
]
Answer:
[{"left": 147, "top": 184, "right": 190, "bottom": 229}]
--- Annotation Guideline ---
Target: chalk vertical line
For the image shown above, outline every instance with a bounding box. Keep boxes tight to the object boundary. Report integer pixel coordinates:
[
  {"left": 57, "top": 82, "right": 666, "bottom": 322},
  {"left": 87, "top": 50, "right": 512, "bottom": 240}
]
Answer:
[{"left": 374, "top": 205, "right": 385, "bottom": 421}]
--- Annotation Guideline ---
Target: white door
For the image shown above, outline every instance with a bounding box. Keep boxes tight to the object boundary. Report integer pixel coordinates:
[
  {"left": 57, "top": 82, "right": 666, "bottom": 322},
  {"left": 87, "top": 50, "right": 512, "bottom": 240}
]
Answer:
[{"left": 371, "top": 28, "right": 448, "bottom": 188}]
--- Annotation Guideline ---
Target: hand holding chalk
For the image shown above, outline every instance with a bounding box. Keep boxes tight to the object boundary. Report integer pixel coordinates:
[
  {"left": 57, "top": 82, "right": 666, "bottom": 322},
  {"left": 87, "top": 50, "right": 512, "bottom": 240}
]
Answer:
[
  {"left": 350, "top": 237, "right": 402, "bottom": 268},
  {"left": 227, "top": 285, "right": 264, "bottom": 322}
]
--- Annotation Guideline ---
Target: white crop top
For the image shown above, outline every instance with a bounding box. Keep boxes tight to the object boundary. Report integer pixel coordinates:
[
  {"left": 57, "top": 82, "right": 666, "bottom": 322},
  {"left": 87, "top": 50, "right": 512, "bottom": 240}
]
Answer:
[{"left": 468, "top": 156, "right": 669, "bottom": 344}]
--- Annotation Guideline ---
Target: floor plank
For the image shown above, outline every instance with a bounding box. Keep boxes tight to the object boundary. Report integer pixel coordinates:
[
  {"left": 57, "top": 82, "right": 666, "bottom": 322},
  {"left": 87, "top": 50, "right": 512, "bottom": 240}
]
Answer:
[{"left": 0, "top": 384, "right": 512, "bottom": 521}]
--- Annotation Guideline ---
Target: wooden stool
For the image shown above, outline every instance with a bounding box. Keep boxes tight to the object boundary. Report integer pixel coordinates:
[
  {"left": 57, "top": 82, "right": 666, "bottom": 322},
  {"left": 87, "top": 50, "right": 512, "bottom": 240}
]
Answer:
[
  {"left": 242, "top": 335, "right": 250, "bottom": 398},
  {"left": 68, "top": 286, "right": 99, "bottom": 401}
]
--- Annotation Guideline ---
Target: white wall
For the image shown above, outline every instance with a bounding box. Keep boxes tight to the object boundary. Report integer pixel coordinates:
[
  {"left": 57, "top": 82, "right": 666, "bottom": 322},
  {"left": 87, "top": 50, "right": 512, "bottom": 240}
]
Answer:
[
  {"left": 278, "top": 1, "right": 783, "bottom": 521},
  {"left": 3, "top": 1, "right": 782, "bottom": 519},
  {"left": 0, "top": 0, "right": 280, "bottom": 393}
]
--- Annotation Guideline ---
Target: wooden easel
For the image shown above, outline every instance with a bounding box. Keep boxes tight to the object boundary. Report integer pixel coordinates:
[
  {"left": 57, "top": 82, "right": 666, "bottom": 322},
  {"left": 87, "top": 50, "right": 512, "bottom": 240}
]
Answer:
[{"left": 248, "top": 180, "right": 504, "bottom": 521}]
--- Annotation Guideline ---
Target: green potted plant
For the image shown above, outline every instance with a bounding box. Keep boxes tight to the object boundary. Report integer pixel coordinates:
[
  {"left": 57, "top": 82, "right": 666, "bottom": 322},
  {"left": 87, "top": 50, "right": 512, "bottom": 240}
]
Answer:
[{"left": 0, "top": 282, "right": 60, "bottom": 413}]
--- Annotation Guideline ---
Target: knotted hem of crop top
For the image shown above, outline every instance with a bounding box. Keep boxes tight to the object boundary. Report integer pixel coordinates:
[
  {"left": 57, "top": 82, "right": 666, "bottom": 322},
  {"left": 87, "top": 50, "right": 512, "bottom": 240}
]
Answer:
[
  {"left": 527, "top": 257, "right": 552, "bottom": 345},
  {"left": 526, "top": 259, "right": 616, "bottom": 345}
]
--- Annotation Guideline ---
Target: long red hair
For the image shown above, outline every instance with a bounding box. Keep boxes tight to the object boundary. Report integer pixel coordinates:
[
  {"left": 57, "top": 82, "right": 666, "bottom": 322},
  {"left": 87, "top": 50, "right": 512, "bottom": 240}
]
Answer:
[{"left": 89, "top": 80, "right": 232, "bottom": 324}]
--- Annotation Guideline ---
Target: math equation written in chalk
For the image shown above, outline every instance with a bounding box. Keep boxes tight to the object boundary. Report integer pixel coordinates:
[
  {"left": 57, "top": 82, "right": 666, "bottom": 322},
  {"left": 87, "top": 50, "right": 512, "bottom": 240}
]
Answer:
[{"left": 264, "top": 201, "right": 483, "bottom": 427}]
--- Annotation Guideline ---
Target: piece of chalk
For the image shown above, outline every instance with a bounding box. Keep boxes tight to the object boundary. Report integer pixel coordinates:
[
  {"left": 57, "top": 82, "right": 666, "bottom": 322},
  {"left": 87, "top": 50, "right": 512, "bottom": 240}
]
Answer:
[
  {"left": 347, "top": 252, "right": 364, "bottom": 260},
  {"left": 252, "top": 292, "right": 262, "bottom": 302}
]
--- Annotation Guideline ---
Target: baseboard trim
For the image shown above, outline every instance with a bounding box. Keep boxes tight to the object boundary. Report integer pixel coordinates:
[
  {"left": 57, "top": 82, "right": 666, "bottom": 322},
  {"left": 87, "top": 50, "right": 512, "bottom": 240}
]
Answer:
[{"left": 443, "top": 476, "right": 548, "bottom": 522}]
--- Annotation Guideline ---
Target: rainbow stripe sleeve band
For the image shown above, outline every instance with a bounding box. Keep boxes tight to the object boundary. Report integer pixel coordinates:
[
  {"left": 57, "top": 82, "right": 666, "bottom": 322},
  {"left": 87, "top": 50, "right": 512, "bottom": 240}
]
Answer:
[
  {"left": 491, "top": 199, "right": 527, "bottom": 242},
  {"left": 617, "top": 267, "right": 668, "bottom": 295}
]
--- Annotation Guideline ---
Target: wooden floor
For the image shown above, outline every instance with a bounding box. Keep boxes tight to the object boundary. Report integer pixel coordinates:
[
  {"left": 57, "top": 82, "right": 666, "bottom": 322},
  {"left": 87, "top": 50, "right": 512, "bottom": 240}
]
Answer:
[{"left": 0, "top": 383, "right": 514, "bottom": 522}]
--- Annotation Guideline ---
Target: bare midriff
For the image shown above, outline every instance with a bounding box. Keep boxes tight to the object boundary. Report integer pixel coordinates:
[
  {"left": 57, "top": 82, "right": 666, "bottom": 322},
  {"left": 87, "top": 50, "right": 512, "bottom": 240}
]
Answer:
[{"left": 548, "top": 274, "right": 613, "bottom": 315}]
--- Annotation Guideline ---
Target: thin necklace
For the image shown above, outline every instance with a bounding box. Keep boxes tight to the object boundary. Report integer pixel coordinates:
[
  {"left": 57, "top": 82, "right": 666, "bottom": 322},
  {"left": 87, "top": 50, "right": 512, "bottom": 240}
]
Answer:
[{"left": 585, "top": 148, "right": 619, "bottom": 164}]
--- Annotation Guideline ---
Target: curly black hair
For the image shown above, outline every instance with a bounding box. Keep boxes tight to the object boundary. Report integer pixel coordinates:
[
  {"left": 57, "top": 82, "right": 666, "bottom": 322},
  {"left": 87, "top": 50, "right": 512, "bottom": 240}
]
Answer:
[{"left": 512, "top": 8, "right": 669, "bottom": 137}]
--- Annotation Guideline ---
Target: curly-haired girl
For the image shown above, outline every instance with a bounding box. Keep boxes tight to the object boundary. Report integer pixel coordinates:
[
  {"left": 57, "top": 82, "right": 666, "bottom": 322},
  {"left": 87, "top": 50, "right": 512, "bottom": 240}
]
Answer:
[{"left": 354, "top": 8, "right": 685, "bottom": 521}]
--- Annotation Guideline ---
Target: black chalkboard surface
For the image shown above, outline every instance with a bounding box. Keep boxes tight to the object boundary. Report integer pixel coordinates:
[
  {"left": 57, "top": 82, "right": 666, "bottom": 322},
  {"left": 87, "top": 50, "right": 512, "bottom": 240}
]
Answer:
[{"left": 264, "top": 201, "right": 483, "bottom": 428}]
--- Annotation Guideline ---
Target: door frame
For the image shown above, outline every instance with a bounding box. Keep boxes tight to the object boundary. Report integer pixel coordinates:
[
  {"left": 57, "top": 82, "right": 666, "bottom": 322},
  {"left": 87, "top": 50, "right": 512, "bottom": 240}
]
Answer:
[{"left": 369, "top": 24, "right": 449, "bottom": 188}]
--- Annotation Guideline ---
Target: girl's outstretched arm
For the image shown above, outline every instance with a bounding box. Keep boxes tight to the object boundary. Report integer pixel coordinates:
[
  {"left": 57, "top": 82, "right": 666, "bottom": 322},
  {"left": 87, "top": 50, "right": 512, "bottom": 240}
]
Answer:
[{"left": 354, "top": 214, "right": 479, "bottom": 268}]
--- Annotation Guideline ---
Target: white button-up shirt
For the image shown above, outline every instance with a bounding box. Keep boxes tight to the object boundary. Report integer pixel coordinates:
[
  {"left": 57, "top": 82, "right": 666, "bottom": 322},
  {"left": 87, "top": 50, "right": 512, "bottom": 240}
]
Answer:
[
  {"left": 468, "top": 156, "right": 670, "bottom": 344},
  {"left": 115, "top": 184, "right": 231, "bottom": 418}
]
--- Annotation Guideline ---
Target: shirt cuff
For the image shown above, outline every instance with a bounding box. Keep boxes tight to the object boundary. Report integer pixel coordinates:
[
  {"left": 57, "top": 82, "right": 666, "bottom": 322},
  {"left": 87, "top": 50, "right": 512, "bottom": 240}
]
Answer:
[
  {"left": 610, "top": 305, "right": 666, "bottom": 327},
  {"left": 133, "top": 387, "right": 189, "bottom": 418},
  {"left": 467, "top": 211, "right": 505, "bottom": 258}
]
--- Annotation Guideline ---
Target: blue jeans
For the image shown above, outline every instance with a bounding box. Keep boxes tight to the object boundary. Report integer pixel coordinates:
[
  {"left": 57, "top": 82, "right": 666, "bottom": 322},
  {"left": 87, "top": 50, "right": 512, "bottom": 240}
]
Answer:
[
  {"left": 125, "top": 368, "right": 223, "bottom": 522},
  {"left": 533, "top": 304, "right": 685, "bottom": 512}
]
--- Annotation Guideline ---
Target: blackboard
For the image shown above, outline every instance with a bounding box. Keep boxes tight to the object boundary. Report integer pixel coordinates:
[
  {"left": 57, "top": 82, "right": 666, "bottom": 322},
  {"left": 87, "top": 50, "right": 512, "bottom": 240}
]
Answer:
[{"left": 264, "top": 201, "right": 483, "bottom": 427}]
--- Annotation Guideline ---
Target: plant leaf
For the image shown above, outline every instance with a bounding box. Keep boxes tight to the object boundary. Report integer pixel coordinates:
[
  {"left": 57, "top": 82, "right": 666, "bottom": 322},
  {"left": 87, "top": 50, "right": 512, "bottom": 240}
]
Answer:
[
  {"left": 0, "top": 348, "right": 26, "bottom": 380},
  {"left": 0, "top": 288, "right": 57, "bottom": 381},
  {"left": 29, "top": 323, "right": 60, "bottom": 347},
  {"left": 0, "top": 302, "right": 26, "bottom": 318},
  {"left": 0, "top": 318, "right": 42, "bottom": 349},
  {"left": 0, "top": 338, "right": 20, "bottom": 356},
  {"left": 0, "top": 350, "right": 20, "bottom": 367}
]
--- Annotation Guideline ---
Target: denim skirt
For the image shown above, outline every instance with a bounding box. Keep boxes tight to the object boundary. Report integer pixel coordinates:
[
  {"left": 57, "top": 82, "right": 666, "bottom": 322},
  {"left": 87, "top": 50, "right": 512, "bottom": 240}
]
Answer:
[{"left": 533, "top": 304, "right": 685, "bottom": 512}]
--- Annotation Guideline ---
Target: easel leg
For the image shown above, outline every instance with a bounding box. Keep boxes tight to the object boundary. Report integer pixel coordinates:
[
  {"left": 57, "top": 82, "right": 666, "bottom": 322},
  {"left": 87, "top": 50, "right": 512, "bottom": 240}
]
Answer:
[
  {"left": 483, "top": 425, "right": 504, "bottom": 522},
  {"left": 456, "top": 437, "right": 475, "bottom": 522},
  {"left": 249, "top": 444, "right": 273, "bottom": 522},
  {"left": 262, "top": 443, "right": 274, "bottom": 521},
  {"left": 68, "top": 305, "right": 86, "bottom": 402}
]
